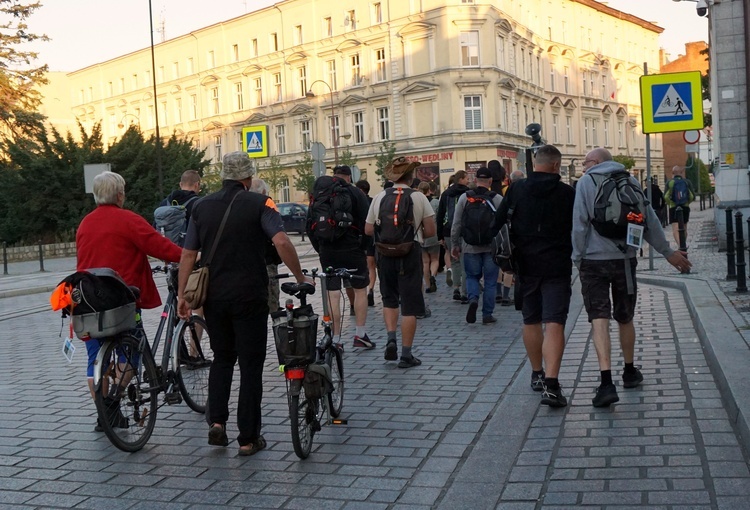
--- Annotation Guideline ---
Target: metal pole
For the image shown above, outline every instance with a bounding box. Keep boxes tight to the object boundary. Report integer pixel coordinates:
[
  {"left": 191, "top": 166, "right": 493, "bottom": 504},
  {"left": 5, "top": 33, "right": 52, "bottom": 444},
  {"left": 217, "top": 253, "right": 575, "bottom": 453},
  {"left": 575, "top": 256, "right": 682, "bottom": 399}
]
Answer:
[
  {"left": 676, "top": 207, "right": 688, "bottom": 273},
  {"left": 331, "top": 88, "right": 338, "bottom": 167},
  {"left": 736, "top": 211, "right": 747, "bottom": 292},
  {"left": 149, "top": 0, "right": 163, "bottom": 196},
  {"left": 727, "top": 209, "right": 737, "bottom": 280},
  {"left": 644, "top": 61, "right": 654, "bottom": 270},
  {"left": 38, "top": 239, "right": 45, "bottom": 272},
  {"left": 2, "top": 241, "right": 7, "bottom": 275}
]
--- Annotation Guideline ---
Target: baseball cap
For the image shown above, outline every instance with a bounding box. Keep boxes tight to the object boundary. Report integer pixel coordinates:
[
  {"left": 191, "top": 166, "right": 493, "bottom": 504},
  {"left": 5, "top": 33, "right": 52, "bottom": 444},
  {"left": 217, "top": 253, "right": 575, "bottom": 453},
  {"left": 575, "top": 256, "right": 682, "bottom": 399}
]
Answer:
[{"left": 475, "top": 167, "right": 492, "bottom": 179}]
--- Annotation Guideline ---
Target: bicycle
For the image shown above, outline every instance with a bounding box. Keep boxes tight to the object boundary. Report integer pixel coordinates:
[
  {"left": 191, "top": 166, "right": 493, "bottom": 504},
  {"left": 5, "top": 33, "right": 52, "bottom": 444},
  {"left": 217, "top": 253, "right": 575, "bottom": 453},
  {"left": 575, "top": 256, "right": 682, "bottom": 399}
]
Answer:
[
  {"left": 273, "top": 267, "right": 361, "bottom": 459},
  {"left": 92, "top": 263, "right": 212, "bottom": 452}
]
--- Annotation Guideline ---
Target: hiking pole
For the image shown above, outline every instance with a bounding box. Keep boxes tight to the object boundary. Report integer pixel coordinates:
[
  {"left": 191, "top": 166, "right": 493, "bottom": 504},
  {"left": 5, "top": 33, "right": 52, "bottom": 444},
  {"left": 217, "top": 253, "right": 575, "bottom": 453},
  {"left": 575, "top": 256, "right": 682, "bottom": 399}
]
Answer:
[
  {"left": 735, "top": 211, "right": 747, "bottom": 292},
  {"left": 727, "top": 209, "right": 736, "bottom": 280}
]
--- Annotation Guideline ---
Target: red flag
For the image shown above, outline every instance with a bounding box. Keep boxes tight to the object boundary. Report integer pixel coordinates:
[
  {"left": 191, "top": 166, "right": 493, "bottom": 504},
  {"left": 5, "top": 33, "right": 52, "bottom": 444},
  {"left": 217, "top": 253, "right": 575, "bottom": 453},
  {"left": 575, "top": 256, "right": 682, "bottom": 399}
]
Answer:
[{"left": 610, "top": 91, "right": 615, "bottom": 100}]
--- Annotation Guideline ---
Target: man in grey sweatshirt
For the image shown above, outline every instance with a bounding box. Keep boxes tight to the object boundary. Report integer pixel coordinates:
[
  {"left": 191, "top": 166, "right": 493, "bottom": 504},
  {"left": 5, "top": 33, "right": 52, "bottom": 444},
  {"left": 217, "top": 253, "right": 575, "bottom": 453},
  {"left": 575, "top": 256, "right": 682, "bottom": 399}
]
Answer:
[{"left": 572, "top": 148, "right": 691, "bottom": 407}]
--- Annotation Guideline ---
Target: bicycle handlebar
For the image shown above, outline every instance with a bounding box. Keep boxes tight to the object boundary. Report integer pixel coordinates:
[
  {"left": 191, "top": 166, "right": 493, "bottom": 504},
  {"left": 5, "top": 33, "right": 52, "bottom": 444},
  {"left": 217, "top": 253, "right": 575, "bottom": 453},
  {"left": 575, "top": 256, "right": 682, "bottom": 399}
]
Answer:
[
  {"left": 151, "top": 262, "right": 179, "bottom": 274},
  {"left": 274, "top": 267, "right": 363, "bottom": 281}
]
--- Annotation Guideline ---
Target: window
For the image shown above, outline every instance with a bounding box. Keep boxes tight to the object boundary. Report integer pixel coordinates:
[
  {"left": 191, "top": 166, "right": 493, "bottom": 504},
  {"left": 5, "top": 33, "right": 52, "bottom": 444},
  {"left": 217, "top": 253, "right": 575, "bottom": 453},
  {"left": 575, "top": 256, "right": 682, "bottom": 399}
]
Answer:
[
  {"left": 592, "top": 119, "right": 598, "bottom": 145},
  {"left": 214, "top": 135, "right": 222, "bottom": 162},
  {"left": 294, "top": 25, "right": 303, "bottom": 46},
  {"left": 327, "top": 59, "right": 337, "bottom": 90},
  {"left": 132, "top": 73, "right": 138, "bottom": 89},
  {"left": 354, "top": 111, "right": 364, "bottom": 143},
  {"left": 536, "top": 55, "right": 541, "bottom": 84},
  {"left": 604, "top": 119, "right": 610, "bottom": 146},
  {"left": 514, "top": 101, "right": 520, "bottom": 133},
  {"left": 464, "top": 95, "right": 482, "bottom": 131},
  {"left": 552, "top": 114, "right": 559, "bottom": 142},
  {"left": 147, "top": 104, "right": 154, "bottom": 129},
  {"left": 175, "top": 98, "right": 182, "bottom": 123},
  {"left": 590, "top": 73, "right": 595, "bottom": 97},
  {"left": 523, "top": 104, "right": 529, "bottom": 127},
  {"left": 497, "top": 36, "right": 505, "bottom": 68},
  {"left": 109, "top": 113, "right": 116, "bottom": 134},
  {"left": 234, "top": 82, "right": 244, "bottom": 111},
  {"left": 501, "top": 98, "right": 509, "bottom": 129},
  {"left": 252, "top": 39, "right": 258, "bottom": 57},
  {"left": 563, "top": 67, "right": 569, "bottom": 93},
  {"left": 347, "top": 10, "right": 356, "bottom": 30},
  {"left": 566, "top": 116, "right": 573, "bottom": 143},
  {"left": 549, "top": 65, "right": 555, "bottom": 92},
  {"left": 375, "top": 48, "right": 386, "bottom": 82},
  {"left": 301, "top": 120, "right": 311, "bottom": 150},
  {"left": 521, "top": 51, "right": 526, "bottom": 79},
  {"left": 207, "top": 50, "right": 215, "bottom": 68},
  {"left": 511, "top": 43, "right": 517, "bottom": 73},
  {"left": 254, "top": 77, "right": 263, "bottom": 106},
  {"left": 187, "top": 57, "right": 194, "bottom": 74},
  {"left": 460, "top": 31, "right": 479, "bottom": 66},
  {"left": 377, "top": 107, "right": 390, "bottom": 140},
  {"left": 190, "top": 94, "right": 197, "bottom": 120},
  {"left": 160, "top": 100, "right": 167, "bottom": 125},
  {"left": 273, "top": 72, "right": 282, "bottom": 102},
  {"left": 119, "top": 78, "right": 125, "bottom": 94},
  {"left": 237, "top": 131, "right": 243, "bottom": 151},
  {"left": 210, "top": 87, "right": 219, "bottom": 115},
  {"left": 144, "top": 70, "right": 150, "bottom": 86},
  {"left": 350, "top": 54, "right": 361, "bottom": 86},
  {"left": 324, "top": 17, "right": 332, "bottom": 37},
  {"left": 618, "top": 120, "right": 625, "bottom": 147},
  {"left": 107, "top": 81, "right": 113, "bottom": 97},
  {"left": 582, "top": 71, "right": 588, "bottom": 95},
  {"left": 232, "top": 44, "right": 239, "bottom": 62},
  {"left": 298, "top": 66, "right": 307, "bottom": 98},
  {"left": 373, "top": 2, "right": 382, "bottom": 23},
  {"left": 584, "top": 118, "right": 590, "bottom": 146},
  {"left": 173, "top": 61, "right": 179, "bottom": 79},
  {"left": 281, "top": 178, "right": 290, "bottom": 202},
  {"left": 270, "top": 32, "right": 278, "bottom": 51},
  {"left": 276, "top": 125, "right": 286, "bottom": 154},
  {"left": 330, "top": 115, "right": 340, "bottom": 146},
  {"left": 528, "top": 51, "right": 533, "bottom": 81}
]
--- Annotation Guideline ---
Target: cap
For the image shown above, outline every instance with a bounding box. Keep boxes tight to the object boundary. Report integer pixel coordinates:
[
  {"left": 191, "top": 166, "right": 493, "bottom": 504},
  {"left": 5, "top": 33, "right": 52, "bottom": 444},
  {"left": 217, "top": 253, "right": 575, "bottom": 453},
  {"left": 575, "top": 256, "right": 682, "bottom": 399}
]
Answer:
[
  {"left": 221, "top": 151, "right": 256, "bottom": 181},
  {"left": 475, "top": 167, "right": 492, "bottom": 179},
  {"left": 333, "top": 165, "right": 352, "bottom": 176}
]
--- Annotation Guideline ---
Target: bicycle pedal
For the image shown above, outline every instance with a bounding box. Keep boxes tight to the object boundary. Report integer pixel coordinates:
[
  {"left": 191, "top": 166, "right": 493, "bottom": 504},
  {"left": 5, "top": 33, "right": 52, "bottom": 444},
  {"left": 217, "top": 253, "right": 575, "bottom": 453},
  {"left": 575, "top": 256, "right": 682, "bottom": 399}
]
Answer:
[
  {"left": 164, "top": 392, "right": 183, "bottom": 405},
  {"left": 331, "top": 419, "right": 348, "bottom": 425}
]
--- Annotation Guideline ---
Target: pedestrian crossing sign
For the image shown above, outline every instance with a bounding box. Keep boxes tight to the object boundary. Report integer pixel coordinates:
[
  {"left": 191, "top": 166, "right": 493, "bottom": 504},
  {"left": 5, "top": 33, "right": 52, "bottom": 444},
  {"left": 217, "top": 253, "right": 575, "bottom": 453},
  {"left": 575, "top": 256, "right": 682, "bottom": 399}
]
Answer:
[
  {"left": 640, "top": 71, "right": 704, "bottom": 134},
  {"left": 242, "top": 125, "right": 269, "bottom": 158}
]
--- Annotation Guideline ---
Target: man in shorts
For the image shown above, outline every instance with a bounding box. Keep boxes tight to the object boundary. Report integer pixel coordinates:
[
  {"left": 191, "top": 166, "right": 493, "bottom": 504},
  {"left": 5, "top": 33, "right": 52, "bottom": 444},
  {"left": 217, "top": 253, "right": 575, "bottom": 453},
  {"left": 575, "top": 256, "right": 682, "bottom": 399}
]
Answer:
[
  {"left": 573, "top": 148, "right": 691, "bottom": 407},
  {"left": 495, "top": 145, "right": 575, "bottom": 407},
  {"left": 365, "top": 157, "right": 436, "bottom": 368}
]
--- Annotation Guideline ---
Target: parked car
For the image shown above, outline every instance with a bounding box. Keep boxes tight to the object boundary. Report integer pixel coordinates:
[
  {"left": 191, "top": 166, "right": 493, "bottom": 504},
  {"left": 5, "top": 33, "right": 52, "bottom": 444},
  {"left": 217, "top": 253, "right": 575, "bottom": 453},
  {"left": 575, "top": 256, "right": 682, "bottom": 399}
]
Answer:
[{"left": 277, "top": 202, "right": 308, "bottom": 234}]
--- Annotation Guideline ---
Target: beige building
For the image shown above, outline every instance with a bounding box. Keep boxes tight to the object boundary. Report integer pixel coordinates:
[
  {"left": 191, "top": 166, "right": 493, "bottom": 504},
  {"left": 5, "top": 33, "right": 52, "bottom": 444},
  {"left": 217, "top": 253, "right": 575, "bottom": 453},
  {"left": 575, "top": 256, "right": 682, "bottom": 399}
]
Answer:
[{"left": 43, "top": 0, "right": 664, "bottom": 202}]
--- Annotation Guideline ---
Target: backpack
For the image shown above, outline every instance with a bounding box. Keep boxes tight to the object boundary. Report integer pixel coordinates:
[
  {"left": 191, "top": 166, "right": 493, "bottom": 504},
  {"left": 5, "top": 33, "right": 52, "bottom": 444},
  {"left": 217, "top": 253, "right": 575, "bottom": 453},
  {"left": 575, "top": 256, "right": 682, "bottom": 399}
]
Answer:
[
  {"left": 491, "top": 206, "right": 516, "bottom": 273},
  {"left": 670, "top": 177, "right": 691, "bottom": 207},
  {"left": 442, "top": 194, "right": 459, "bottom": 235},
  {"left": 154, "top": 195, "right": 198, "bottom": 246},
  {"left": 307, "top": 176, "right": 354, "bottom": 243},
  {"left": 461, "top": 190, "right": 498, "bottom": 246},
  {"left": 590, "top": 171, "right": 649, "bottom": 241},
  {"left": 375, "top": 187, "right": 416, "bottom": 257}
]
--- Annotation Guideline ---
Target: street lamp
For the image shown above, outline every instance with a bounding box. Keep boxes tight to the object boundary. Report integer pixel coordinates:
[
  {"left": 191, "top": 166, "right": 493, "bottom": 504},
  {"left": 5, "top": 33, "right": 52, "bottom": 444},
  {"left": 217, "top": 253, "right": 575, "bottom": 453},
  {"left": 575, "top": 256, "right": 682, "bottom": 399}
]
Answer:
[
  {"left": 306, "top": 79, "right": 341, "bottom": 166},
  {"left": 148, "top": 0, "right": 163, "bottom": 195},
  {"left": 117, "top": 113, "right": 141, "bottom": 129}
]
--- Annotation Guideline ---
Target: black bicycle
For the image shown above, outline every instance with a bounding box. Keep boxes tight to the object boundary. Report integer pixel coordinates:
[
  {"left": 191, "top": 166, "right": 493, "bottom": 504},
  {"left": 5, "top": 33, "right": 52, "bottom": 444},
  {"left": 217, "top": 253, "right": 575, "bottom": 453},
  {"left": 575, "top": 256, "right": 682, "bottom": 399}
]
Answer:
[{"left": 92, "top": 263, "right": 212, "bottom": 452}]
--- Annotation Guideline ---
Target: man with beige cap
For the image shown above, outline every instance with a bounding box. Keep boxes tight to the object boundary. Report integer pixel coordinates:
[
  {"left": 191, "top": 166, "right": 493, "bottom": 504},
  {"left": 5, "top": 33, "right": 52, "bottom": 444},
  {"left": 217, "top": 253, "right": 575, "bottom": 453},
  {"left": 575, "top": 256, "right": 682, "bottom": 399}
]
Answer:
[
  {"left": 365, "top": 157, "right": 436, "bottom": 368},
  {"left": 178, "top": 151, "right": 311, "bottom": 456}
]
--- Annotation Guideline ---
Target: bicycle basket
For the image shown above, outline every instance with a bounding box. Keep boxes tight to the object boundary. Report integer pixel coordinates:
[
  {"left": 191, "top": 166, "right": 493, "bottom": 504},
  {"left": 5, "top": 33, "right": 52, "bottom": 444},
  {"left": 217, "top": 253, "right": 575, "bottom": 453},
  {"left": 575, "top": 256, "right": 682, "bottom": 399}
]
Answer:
[{"left": 271, "top": 304, "right": 318, "bottom": 366}]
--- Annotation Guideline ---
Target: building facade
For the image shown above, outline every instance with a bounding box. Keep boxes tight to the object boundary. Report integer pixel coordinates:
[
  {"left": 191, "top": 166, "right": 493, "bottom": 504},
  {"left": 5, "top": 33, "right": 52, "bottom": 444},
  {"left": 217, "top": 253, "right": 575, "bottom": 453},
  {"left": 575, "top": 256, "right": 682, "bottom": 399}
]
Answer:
[{"left": 43, "top": 0, "right": 664, "bottom": 202}]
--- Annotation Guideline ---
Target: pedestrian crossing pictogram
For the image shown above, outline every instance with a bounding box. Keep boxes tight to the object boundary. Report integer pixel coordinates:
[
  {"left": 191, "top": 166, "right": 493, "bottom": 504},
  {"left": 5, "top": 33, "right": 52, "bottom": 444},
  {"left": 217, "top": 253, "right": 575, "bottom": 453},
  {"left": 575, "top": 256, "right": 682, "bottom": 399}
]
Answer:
[{"left": 652, "top": 83, "right": 693, "bottom": 122}]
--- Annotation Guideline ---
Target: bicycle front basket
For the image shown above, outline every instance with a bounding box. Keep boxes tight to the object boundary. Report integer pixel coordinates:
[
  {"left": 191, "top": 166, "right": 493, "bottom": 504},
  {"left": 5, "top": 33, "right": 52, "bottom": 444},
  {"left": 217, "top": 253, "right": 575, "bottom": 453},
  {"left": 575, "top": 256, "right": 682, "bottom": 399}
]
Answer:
[{"left": 271, "top": 305, "right": 318, "bottom": 366}]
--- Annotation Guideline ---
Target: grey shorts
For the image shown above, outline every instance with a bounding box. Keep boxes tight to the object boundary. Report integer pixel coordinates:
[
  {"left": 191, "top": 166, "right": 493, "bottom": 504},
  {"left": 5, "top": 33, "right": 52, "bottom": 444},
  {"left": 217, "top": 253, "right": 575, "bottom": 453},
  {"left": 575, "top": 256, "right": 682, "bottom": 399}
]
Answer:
[{"left": 580, "top": 258, "right": 638, "bottom": 324}]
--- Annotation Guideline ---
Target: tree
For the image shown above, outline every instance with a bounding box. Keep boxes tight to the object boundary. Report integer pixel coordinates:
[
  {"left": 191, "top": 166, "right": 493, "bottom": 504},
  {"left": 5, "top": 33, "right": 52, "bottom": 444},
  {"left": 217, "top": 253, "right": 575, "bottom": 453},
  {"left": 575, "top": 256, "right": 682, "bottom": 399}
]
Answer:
[
  {"left": 258, "top": 155, "right": 287, "bottom": 200},
  {"left": 612, "top": 154, "right": 635, "bottom": 170},
  {"left": 293, "top": 152, "right": 315, "bottom": 196},
  {"left": 374, "top": 140, "right": 397, "bottom": 184},
  {"left": 700, "top": 46, "right": 712, "bottom": 127},
  {"left": 0, "top": 1, "right": 49, "bottom": 147},
  {"left": 339, "top": 148, "right": 358, "bottom": 169},
  {"left": 685, "top": 156, "right": 711, "bottom": 194}
]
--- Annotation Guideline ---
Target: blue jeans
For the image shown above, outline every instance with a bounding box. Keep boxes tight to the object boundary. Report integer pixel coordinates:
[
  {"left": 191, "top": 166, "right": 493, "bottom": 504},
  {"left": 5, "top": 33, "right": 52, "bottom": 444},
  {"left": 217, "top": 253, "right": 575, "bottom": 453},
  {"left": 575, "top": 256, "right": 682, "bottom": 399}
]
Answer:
[{"left": 464, "top": 252, "right": 499, "bottom": 317}]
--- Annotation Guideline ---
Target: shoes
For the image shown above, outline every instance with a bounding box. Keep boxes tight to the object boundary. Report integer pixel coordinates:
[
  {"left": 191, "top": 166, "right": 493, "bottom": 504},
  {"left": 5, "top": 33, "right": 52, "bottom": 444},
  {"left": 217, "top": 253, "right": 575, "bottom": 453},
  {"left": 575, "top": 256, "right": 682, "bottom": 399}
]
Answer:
[
  {"left": 349, "top": 305, "right": 356, "bottom": 316},
  {"left": 466, "top": 300, "right": 478, "bottom": 324},
  {"left": 500, "top": 298, "right": 512, "bottom": 307},
  {"left": 101, "top": 397, "right": 129, "bottom": 430},
  {"left": 208, "top": 423, "right": 229, "bottom": 447},
  {"left": 530, "top": 371, "right": 546, "bottom": 392},
  {"left": 384, "top": 340, "right": 398, "bottom": 361},
  {"left": 446, "top": 269, "right": 453, "bottom": 287},
  {"left": 428, "top": 276, "right": 437, "bottom": 293},
  {"left": 482, "top": 315, "right": 497, "bottom": 324},
  {"left": 495, "top": 294, "right": 503, "bottom": 304},
  {"left": 367, "top": 289, "right": 375, "bottom": 307},
  {"left": 592, "top": 383, "right": 620, "bottom": 408},
  {"left": 416, "top": 306, "right": 431, "bottom": 319},
  {"left": 353, "top": 334, "right": 376, "bottom": 349},
  {"left": 238, "top": 435, "right": 266, "bottom": 456},
  {"left": 398, "top": 355, "right": 422, "bottom": 368},
  {"left": 541, "top": 384, "right": 568, "bottom": 407},
  {"left": 622, "top": 366, "right": 644, "bottom": 388},
  {"left": 453, "top": 289, "right": 462, "bottom": 301},
  {"left": 460, "top": 295, "right": 469, "bottom": 304}
]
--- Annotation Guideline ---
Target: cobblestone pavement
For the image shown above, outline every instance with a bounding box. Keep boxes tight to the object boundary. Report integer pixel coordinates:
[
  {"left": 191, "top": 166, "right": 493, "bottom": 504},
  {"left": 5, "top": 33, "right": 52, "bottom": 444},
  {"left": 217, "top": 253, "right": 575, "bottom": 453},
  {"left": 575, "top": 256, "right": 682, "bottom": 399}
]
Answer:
[{"left": 2, "top": 215, "right": 750, "bottom": 508}]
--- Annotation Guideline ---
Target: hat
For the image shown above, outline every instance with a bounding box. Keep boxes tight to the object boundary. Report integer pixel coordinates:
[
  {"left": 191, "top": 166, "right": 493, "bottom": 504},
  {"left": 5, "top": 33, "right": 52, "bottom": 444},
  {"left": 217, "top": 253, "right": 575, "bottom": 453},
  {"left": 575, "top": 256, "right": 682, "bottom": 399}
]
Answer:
[
  {"left": 333, "top": 165, "right": 351, "bottom": 176},
  {"left": 221, "top": 151, "right": 256, "bottom": 181},
  {"left": 384, "top": 156, "right": 420, "bottom": 182},
  {"left": 475, "top": 167, "right": 492, "bottom": 179}
]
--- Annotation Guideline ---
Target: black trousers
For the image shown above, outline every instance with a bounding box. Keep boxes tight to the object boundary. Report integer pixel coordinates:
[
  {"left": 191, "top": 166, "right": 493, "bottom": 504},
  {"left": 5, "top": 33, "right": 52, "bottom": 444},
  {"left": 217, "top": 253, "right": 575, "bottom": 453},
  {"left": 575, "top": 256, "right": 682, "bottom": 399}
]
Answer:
[{"left": 203, "top": 299, "right": 268, "bottom": 446}]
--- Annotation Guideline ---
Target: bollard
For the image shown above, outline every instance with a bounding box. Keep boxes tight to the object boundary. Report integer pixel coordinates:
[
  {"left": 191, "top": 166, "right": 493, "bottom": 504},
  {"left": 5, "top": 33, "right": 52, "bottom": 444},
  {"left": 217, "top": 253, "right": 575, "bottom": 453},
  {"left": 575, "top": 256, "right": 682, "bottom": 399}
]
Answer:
[
  {"left": 675, "top": 207, "right": 690, "bottom": 274},
  {"left": 2, "top": 241, "right": 7, "bottom": 275},
  {"left": 736, "top": 211, "right": 748, "bottom": 292},
  {"left": 38, "top": 239, "right": 45, "bottom": 272},
  {"left": 727, "top": 209, "right": 736, "bottom": 280}
]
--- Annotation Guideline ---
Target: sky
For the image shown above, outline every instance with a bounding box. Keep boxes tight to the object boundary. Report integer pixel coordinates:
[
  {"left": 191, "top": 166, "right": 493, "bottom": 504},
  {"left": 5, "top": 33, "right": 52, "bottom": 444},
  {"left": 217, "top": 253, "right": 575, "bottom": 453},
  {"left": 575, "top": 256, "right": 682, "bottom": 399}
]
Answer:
[{"left": 29, "top": 0, "right": 708, "bottom": 72}]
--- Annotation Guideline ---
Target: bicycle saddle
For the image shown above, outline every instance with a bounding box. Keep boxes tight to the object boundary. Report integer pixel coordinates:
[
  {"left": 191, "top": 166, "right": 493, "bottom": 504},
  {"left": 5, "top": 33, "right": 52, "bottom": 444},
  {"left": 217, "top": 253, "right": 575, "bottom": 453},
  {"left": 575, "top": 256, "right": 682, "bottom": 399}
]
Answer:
[{"left": 281, "top": 282, "right": 315, "bottom": 296}]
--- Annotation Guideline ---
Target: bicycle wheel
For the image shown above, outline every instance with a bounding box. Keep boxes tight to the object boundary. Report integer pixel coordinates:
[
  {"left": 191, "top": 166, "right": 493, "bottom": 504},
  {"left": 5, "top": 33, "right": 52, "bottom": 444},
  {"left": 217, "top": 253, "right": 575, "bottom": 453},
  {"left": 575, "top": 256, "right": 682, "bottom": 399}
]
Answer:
[
  {"left": 94, "top": 335, "right": 159, "bottom": 452},
  {"left": 289, "top": 381, "right": 316, "bottom": 459},
  {"left": 175, "top": 315, "right": 212, "bottom": 413},
  {"left": 326, "top": 347, "right": 344, "bottom": 418}
]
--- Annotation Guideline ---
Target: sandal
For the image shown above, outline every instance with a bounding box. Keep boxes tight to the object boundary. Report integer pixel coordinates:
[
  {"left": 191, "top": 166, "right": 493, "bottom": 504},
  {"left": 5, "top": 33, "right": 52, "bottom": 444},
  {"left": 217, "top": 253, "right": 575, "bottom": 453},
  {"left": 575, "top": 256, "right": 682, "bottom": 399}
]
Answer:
[
  {"left": 208, "top": 423, "right": 228, "bottom": 447},
  {"left": 238, "top": 435, "right": 267, "bottom": 456}
]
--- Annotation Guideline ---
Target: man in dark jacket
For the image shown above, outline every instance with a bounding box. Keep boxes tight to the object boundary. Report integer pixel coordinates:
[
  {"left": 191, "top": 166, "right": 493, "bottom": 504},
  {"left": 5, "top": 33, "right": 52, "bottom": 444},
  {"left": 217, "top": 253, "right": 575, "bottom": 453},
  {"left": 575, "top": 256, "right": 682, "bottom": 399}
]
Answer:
[
  {"left": 158, "top": 170, "right": 202, "bottom": 220},
  {"left": 494, "top": 145, "right": 575, "bottom": 407},
  {"left": 436, "top": 170, "right": 470, "bottom": 302}
]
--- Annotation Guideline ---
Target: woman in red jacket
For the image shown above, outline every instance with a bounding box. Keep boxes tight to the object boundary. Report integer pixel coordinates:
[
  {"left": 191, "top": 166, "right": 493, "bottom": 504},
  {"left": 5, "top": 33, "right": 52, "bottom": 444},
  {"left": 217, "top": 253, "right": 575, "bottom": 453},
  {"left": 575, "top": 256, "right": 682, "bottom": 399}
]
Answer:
[{"left": 76, "top": 171, "right": 182, "bottom": 431}]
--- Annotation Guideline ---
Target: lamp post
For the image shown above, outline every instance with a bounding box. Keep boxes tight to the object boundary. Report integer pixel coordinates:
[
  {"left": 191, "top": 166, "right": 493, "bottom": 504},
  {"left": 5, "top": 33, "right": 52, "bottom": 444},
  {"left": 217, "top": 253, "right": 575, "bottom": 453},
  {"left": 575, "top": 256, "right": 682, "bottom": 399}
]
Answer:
[
  {"left": 117, "top": 113, "right": 141, "bottom": 129},
  {"left": 306, "top": 79, "right": 339, "bottom": 166},
  {"left": 148, "top": 0, "right": 163, "bottom": 195}
]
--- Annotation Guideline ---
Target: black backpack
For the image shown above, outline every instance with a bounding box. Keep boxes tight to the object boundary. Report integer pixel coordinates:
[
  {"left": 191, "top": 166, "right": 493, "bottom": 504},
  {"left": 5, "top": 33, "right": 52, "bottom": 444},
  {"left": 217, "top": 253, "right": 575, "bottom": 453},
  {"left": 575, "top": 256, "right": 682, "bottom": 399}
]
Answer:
[
  {"left": 442, "top": 194, "right": 460, "bottom": 236},
  {"left": 375, "top": 187, "right": 416, "bottom": 257},
  {"left": 307, "top": 176, "right": 354, "bottom": 242},
  {"left": 461, "top": 190, "right": 498, "bottom": 245},
  {"left": 590, "top": 171, "right": 649, "bottom": 241}
]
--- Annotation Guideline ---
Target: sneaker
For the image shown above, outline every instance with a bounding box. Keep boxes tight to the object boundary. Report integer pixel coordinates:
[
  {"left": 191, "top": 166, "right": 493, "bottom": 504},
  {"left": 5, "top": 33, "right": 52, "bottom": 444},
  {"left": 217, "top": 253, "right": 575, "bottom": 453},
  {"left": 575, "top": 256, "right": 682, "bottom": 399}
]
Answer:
[
  {"left": 453, "top": 289, "right": 462, "bottom": 301},
  {"left": 500, "top": 298, "right": 512, "bottom": 307},
  {"left": 460, "top": 295, "right": 469, "bottom": 304},
  {"left": 466, "top": 300, "right": 478, "bottom": 324},
  {"left": 384, "top": 340, "right": 398, "bottom": 361},
  {"left": 482, "top": 315, "right": 497, "bottom": 325},
  {"left": 446, "top": 269, "right": 453, "bottom": 287},
  {"left": 367, "top": 289, "right": 375, "bottom": 307},
  {"left": 622, "top": 367, "right": 644, "bottom": 388},
  {"left": 530, "top": 371, "right": 546, "bottom": 392},
  {"left": 592, "top": 383, "right": 619, "bottom": 408},
  {"left": 398, "top": 355, "right": 422, "bottom": 368},
  {"left": 416, "top": 306, "right": 431, "bottom": 319},
  {"left": 208, "top": 423, "right": 229, "bottom": 446},
  {"left": 353, "top": 334, "right": 376, "bottom": 350},
  {"left": 541, "top": 384, "right": 568, "bottom": 407},
  {"left": 429, "top": 276, "right": 437, "bottom": 293}
]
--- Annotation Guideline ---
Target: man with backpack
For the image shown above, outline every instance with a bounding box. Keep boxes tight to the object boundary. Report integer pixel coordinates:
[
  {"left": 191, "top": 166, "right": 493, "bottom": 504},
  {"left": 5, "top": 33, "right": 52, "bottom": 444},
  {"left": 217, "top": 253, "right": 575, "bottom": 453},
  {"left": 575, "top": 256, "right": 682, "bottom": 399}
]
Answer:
[
  {"left": 450, "top": 167, "right": 503, "bottom": 325},
  {"left": 572, "top": 148, "right": 691, "bottom": 408},
  {"left": 154, "top": 170, "right": 202, "bottom": 246},
  {"left": 665, "top": 165, "right": 695, "bottom": 247},
  {"left": 307, "top": 165, "right": 373, "bottom": 349},
  {"left": 365, "top": 157, "right": 436, "bottom": 368},
  {"left": 436, "top": 170, "right": 470, "bottom": 302}
]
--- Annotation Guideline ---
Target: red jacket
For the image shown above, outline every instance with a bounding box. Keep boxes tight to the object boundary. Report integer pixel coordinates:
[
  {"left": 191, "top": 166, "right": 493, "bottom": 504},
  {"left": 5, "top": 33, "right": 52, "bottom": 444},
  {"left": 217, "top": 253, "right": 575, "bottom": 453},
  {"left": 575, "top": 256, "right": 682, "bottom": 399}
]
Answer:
[{"left": 76, "top": 205, "right": 182, "bottom": 309}]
